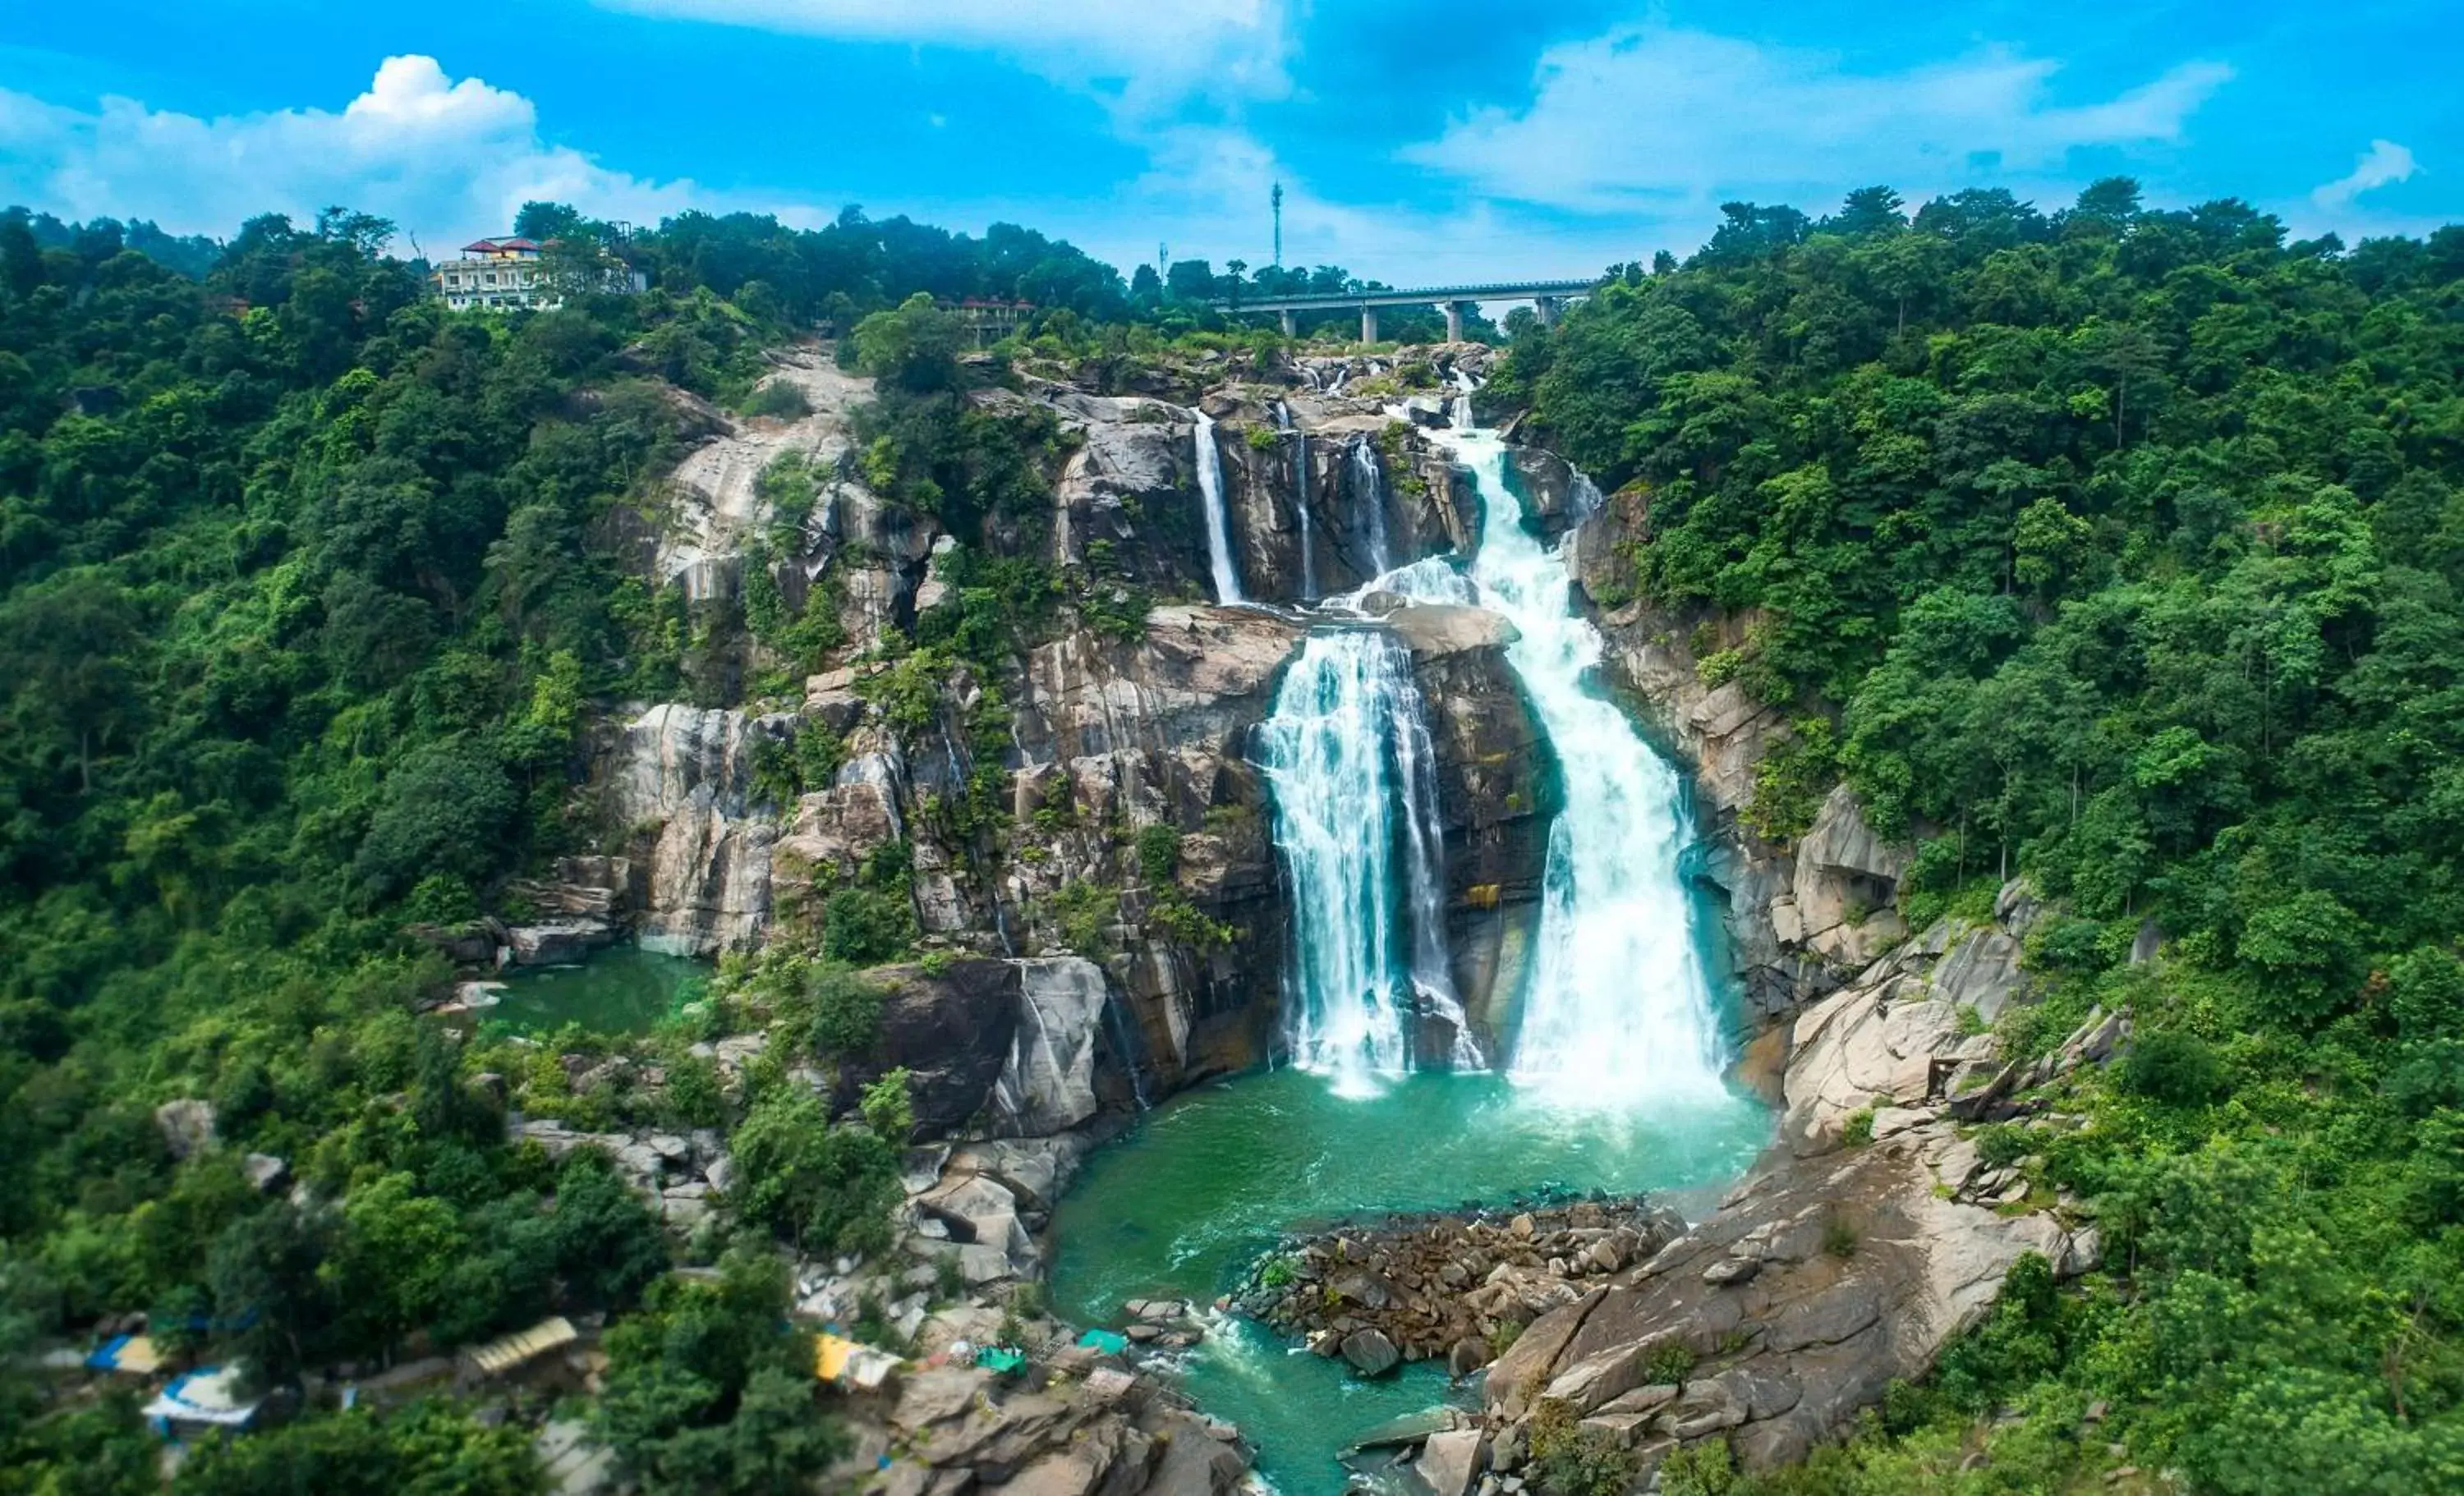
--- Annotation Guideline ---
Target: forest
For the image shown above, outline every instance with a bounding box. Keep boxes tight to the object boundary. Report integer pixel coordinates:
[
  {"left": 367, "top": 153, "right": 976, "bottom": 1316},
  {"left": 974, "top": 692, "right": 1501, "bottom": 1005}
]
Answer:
[
  {"left": 1490, "top": 181, "right": 2464, "bottom": 1492},
  {"left": 0, "top": 175, "right": 2460, "bottom": 1495}
]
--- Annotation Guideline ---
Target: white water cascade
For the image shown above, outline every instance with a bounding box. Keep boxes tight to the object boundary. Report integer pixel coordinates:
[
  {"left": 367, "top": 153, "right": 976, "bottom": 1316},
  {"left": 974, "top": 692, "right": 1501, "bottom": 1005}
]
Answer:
[
  {"left": 1256, "top": 629, "right": 1475, "bottom": 1094},
  {"left": 1192, "top": 407, "right": 1243, "bottom": 603},
  {"left": 1276, "top": 402, "right": 1320, "bottom": 601},
  {"left": 1348, "top": 436, "right": 1393, "bottom": 575},
  {"left": 1398, "top": 426, "right": 1729, "bottom": 1104}
]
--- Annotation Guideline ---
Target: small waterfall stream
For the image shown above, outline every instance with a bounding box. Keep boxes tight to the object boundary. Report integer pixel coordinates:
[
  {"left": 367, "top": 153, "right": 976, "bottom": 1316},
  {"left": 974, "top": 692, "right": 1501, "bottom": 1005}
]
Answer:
[
  {"left": 1192, "top": 408, "right": 1243, "bottom": 604},
  {"left": 1348, "top": 436, "right": 1392, "bottom": 575}
]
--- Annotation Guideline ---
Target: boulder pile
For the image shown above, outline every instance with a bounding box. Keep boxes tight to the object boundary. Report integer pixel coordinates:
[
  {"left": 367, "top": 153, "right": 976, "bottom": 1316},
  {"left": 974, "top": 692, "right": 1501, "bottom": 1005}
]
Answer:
[{"left": 1237, "top": 1198, "right": 1687, "bottom": 1378}]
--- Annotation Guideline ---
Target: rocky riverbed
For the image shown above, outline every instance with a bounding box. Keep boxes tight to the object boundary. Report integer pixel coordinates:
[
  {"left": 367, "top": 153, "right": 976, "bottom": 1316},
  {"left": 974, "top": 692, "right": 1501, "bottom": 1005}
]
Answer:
[{"left": 1236, "top": 1197, "right": 1690, "bottom": 1381}]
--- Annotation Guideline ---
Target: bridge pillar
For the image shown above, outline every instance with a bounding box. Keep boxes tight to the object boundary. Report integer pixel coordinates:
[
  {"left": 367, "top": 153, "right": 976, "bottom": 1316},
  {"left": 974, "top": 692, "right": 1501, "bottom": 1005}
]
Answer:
[
  {"left": 1279, "top": 309, "right": 1296, "bottom": 338},
  {"left": 1443, "top": 301, "right": 1465, "bottom": 342},
  {"left": 1535, "top": 295, "right": 1561, "bottom": 327},
  {"left": 1360, "top": 306, "right": 1379, "bottom": 344}
]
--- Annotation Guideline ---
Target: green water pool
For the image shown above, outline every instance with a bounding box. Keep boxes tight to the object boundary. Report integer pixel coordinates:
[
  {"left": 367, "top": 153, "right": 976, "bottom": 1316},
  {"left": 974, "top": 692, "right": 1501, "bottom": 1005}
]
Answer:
[
  {"left": 480, "top": 945, "right": 709, "bottom": 1036},
  {"left": 1046, "top": 1068, "right": 1771, "bottom": 1494}
]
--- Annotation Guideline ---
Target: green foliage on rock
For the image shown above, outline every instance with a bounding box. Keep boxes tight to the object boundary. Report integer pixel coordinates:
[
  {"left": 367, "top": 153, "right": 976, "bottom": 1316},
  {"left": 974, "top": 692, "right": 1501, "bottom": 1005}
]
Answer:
[{"left": 725, "top": 1089, "right": 900, "bottom": 1255}]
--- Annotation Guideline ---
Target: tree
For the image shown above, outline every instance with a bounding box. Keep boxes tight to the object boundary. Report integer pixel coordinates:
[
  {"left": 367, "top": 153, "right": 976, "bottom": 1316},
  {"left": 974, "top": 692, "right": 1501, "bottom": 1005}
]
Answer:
[
  {"left": 352, "top": 739, "right": 520, "bottom": 902},
  {"left": 725, "top": 1091, "right": 901, "bottom": 1253},
  {"left": 851, "top": 293, "right": 965, "bottom": 392}
]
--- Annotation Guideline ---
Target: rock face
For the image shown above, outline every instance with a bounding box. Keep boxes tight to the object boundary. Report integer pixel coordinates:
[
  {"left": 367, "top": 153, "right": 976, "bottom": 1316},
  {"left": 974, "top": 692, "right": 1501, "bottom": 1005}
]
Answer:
[
  {"left": 1463, "top": 887, "right": 2113, "bottom": 1480},
  {"left": 655, "top": 351, "right": 880, "bottom": 603},
  {"left": 603, "top": 703, "right": 791, "bottom": 955},
  {"left": 1389, "top": 603, "right": 1556, "bottom": 1048},
  {"left": 841, "top": 959, "right": 1027, "bottom": 1136},
  {"left": 992, "top": 957, "right": 1111, "bottom": 1136},
  {"left": 1006, "top": 605, "right": 1303, "bottom": 1093},
  {"left": 862, "top": 1356, "right": 1247, "bottom": 1496}
]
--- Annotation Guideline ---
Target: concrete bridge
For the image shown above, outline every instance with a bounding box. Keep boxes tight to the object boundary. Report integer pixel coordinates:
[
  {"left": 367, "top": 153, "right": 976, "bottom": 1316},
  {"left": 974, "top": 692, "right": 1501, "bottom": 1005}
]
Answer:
[{"left": 1213, "top": 278, "right": 1599, "bottom": 342}]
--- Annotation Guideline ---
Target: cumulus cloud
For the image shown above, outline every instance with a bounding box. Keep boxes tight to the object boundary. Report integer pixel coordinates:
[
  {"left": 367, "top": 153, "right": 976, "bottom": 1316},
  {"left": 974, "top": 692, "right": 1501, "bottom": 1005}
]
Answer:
[
  {"left": 1404, "top": 25, "right": 2233, "bottom": 213},
  {"left": 2311, "top": 138, "right": 2419, "bottom": 212},
  {"left": 595, "top": 0, "right": 1292, "bottom": 116},
  {"left": 0, "top": 55, "right": 794, "bottom": 248}
]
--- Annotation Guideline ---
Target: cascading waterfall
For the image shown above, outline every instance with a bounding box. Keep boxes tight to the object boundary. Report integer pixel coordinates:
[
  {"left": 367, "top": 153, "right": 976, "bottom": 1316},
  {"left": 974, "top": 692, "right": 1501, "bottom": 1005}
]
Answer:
[
  {"left": 1192, "top": 407, "right": 1243, "bottom": 604},
  {"left": 1392, "top": 426, "right": 1728, "bottom": 1103},
  {"left": 1349, "top": 436, "right": 1392, "bottom": 575},
  {"left": 1256, "top": 630, "right": 1472, "bottom": 1094},
  {"left": 1276, "top": 402, "right": 1320, "bottom": 601}
]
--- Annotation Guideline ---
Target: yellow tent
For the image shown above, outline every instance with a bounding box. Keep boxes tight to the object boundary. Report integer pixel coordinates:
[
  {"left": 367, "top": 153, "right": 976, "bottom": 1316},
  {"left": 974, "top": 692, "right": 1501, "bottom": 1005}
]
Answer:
[{"left": 815, "top": 1333, "right": 858, "bottom": 1383}]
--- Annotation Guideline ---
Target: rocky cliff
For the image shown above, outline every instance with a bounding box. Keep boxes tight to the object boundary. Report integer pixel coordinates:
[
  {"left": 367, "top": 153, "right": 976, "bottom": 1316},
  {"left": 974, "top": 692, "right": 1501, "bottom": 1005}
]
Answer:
[{"left": 563, "top": 344, "right": 1550, "bottom": 1117}]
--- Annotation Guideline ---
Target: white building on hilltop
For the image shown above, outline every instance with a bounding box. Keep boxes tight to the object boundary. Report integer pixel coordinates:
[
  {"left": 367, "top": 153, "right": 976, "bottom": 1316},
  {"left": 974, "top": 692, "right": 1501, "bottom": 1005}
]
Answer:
[{"left": 433, "top": 236, "right": 646, "bottom": 311}]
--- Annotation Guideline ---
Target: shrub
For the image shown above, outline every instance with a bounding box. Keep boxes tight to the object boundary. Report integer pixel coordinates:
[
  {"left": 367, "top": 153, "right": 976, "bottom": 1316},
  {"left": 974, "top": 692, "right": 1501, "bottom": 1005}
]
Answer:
[
  {"left": 821, "top": 887, "right": 915, "bottom": 966},
  {"left": 1526, "top": 1399, "right": 1639, "bottom": 1496},
  {"left": 1136, "top": 824, "right": 1183, "bottom": 883},
  {"left": 729, "top": 1090, "right": 902, "bottom": 1253},
  {"left": 808, "top": 961, "right": 888, "bottom": 1057},
  {"left": 859, "top": 1067, "right": 914, "bottom": 1140},
  {"left": 1657, "top": 1438, "right": 1737, "bottom": 1496},
  {"left": 2121, "top": 1029, "right": 2227, "bottom": 1107},
  {"left": 1048, "top": 883, "right": 1118, "bottom": 956},
  {"left": 1640, "top": 1338, "right": 1696, "bottom": 1386},
  {"left": 1841, "top": 1107, "right": 1876, "bottom": 1145},
  {"left": 739, "top": 378, "right": 813, "bottom": 420},
  {"left": 1243, "top": 424, "right": 1280, "bottom": 452},
  {"left": 1823, "top": 1214, "right": 1860, "bottom": 1258}
]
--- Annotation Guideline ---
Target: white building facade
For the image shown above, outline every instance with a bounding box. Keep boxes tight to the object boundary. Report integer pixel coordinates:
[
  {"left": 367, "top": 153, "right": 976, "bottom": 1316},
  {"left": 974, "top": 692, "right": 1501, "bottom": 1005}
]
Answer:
[{"left": 433, "top": 236, "right": 646, "bottom": 311}]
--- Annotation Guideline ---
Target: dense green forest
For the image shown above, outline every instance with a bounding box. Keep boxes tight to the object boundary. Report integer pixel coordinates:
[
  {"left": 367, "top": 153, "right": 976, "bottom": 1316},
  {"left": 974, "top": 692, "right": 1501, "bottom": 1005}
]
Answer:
[
  {"left": 1492, "top": 182, "right": 2464, "bottom": 1493},
  {"left": 7, "top": 172, "right": 2463, "bottom": 1496},
  {"left": 0, "top": 200, "right": 1113, "bottom": 1492}
]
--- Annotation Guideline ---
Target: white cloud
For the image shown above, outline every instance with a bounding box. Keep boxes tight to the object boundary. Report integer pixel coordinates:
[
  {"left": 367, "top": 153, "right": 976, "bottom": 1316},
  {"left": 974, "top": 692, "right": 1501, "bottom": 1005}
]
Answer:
[
  {"left": 1403, "top": 25, "right": 2232, "bottom": 213},
  {"left": 594, "top": 0, "right": 1292, "bottom": 116},
  {"left": 0, "top": 55, "right": 804, "bottom": 249},
  {"left": 2311, "top": 138, "right": 2418, "bottom": 212}
]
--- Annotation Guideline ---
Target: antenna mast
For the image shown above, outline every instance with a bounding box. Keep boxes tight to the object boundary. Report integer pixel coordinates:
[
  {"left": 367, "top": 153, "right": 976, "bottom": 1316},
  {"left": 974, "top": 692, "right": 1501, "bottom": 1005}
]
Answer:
[{"left": 1271, "top": 181, "right": 1284, "bottom": 268}]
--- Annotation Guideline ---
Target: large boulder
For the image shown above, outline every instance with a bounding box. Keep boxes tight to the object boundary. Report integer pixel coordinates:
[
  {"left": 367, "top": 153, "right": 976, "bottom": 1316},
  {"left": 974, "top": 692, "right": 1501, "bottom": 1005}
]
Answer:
[
  {"left": 842, "top": 960, "right": 1023, "bottom": 1134},
  {"left": 991, "top": 957, "right": 1114, "bottom": 1137},
  {"left": 1786, "top": 785, "right": 1911, "bottom": 968}
]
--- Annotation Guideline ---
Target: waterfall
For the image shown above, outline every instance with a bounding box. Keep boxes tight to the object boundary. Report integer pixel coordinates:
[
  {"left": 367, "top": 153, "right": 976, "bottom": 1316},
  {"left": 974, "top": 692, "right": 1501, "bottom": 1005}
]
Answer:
[
  {"left": 1276, "top": 402, "right": 1320, "bottom": 602},
  {"left": 1402, "top": 428, "right": 1728, "bottom": 1104},
  {"left": 1192, "top": 408, "right": 1243, "bottom": 604},
  {"left": 1349, "top": 436, "right": 1392, "bottom": 575},
  {"left": 1256, "top": 630, "right": 1469, "bottom": 1094},
  {"left": 1449, "top": 369, "right": 1477, "bottom": 432}
]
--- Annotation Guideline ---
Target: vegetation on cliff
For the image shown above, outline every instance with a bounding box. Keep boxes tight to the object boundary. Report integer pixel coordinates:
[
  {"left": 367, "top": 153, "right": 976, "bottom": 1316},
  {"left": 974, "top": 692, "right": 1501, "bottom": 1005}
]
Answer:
[
  {"left": 1497, "top": 182, "right": 2464, "bottom": 1492},
  {"left": 0, "top": 202, "right": 1138, "bottom": 1489}
]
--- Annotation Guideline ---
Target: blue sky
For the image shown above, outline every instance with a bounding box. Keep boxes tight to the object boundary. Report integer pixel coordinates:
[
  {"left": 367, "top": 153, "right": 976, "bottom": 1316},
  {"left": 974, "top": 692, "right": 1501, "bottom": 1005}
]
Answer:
[{"left": 0, "top": 1, "right": 2455, "bottom": 282}]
